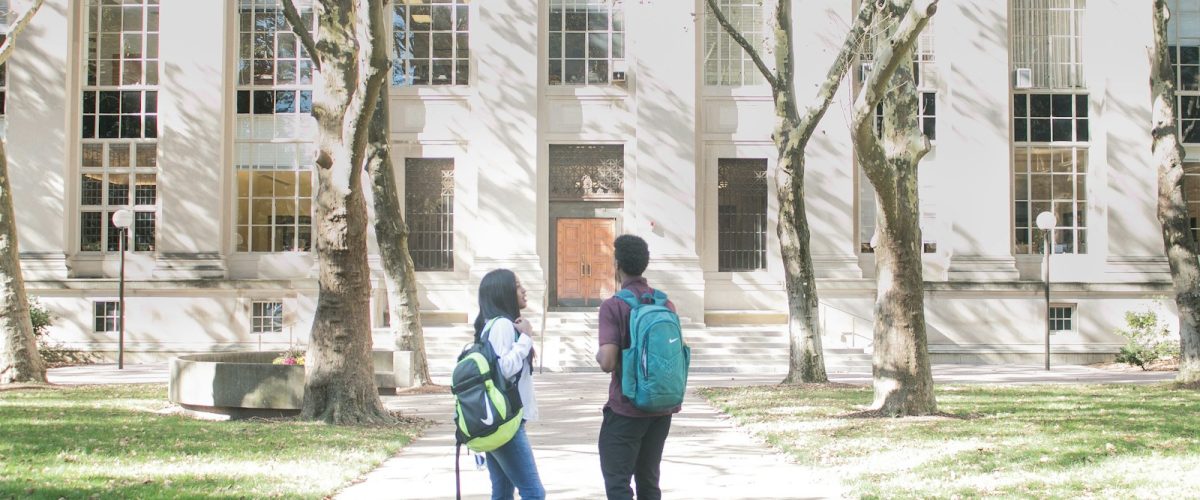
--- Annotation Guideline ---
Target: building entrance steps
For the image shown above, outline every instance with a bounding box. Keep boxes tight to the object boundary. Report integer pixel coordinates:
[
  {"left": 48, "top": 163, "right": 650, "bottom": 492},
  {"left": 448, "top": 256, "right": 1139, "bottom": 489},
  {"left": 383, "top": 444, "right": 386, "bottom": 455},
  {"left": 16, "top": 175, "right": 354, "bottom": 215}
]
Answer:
[{"left": 420, "top": 316, "right": 876, "bottom": 374}]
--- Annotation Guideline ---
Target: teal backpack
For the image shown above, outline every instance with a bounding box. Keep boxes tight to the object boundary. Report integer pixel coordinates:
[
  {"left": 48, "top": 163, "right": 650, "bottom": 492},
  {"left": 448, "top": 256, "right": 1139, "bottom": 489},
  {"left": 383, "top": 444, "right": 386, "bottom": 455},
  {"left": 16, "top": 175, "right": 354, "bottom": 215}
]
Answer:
[{"left": 617, "top": 289, "right": 691, "bottom": 412}]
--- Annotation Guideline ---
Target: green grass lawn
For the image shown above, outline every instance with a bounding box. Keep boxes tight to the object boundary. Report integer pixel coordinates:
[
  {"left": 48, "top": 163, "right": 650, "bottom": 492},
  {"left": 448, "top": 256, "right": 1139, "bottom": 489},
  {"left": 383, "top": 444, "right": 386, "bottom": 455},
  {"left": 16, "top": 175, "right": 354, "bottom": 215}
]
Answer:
[
  {"left": 700, "top": 383, "right": 1200, "bottom": 499},
  {"left": 0, "top": 384, "right": 427, "bottom": 499}
]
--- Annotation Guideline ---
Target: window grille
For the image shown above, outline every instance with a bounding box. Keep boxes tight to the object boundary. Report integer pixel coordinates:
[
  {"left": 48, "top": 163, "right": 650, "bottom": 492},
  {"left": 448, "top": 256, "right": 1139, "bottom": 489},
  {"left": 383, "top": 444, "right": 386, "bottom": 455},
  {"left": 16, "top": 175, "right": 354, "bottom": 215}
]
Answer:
[
  {"left": 80, "top": 0, "right": 159, "bottom": 254},
  {"left": 1167, "top": 0, "right": 1200, "bottom": 142},
  {"left": 702, "top": 0, "right": 765, "bottom": 86},
  {"left": 1011, "top": 0, "right": 1086, "bottom": 89},
  {"left": 251, "top": 301, "right": 284, "bottom": 334},
  {"left": 717, "top": 159, "right": 767, "bottom": 271},
  {"left": 549, "top": 144, "right": 624, "bottom": 201},
  {"left": 393, "top": 0, "right": 469, "bottom": 86},
  {"left": 234, "top": 0, "right": 316, "bottom": 253},
  {"left": 94, "top": 301, "right": 120, "bottom": 333},
  {"left": 405, "top": 158, "right": 454, "bottom": 271},
  {"left": 548, "top": 0, "right": 624, "bottom": 85}
]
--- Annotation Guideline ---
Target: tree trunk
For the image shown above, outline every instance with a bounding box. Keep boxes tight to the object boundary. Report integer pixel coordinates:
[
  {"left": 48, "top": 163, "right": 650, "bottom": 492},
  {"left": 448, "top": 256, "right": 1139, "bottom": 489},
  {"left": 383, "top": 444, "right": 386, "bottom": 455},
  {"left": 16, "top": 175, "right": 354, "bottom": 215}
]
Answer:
[
  {"left": 706, "top": 0, "right": 880, "bottom": 383},
  {"left": 294, "top": 0, "right": 392, "bottom": 424},
  {"left": 777, "top": 128, "right": 828, "bottom": 383},
  {"left": 0, "top": 139, "right": 47, "bottom": 385},
  {"left": 1151, "top": 0, "right": 1200, "bottom": 384},
  {"left": 852, "top": 0, "right": 938, "bottom": 415},
  {"left": 365, "top": 88, "right": 433, "bottom": 386}
]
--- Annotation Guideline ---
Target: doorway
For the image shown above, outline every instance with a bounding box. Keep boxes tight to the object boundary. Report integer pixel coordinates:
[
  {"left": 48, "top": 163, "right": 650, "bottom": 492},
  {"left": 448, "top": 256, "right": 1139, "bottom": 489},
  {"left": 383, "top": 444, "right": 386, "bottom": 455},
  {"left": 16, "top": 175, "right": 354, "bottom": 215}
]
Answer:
[{"left": 555, "top": 218, "right": 616, "bottom": 307}]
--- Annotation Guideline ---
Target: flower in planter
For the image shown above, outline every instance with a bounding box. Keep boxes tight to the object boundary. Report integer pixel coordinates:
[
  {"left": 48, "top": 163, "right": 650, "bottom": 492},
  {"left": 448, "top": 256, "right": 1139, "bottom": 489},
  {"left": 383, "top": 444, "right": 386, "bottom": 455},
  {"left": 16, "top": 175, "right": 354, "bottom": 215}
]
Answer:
[{"left": 272, "top": 347, "right": 306, "bottom": 366}]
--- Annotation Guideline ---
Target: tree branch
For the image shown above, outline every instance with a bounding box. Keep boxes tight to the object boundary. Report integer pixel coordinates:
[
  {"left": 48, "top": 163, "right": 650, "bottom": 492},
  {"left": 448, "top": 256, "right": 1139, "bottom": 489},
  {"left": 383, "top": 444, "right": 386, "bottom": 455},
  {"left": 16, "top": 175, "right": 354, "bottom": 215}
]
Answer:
[
  {"left": 705, "top": 0, "right": 779, "bottom": 89},
  {"left": 281, "top": 0, "right": 321, "bottom": 71},
  {"left": 797, "top": 0, "right": 880, "bottom": 138},
  {"left": 0, "top": 0, "right": 46, "bottom": 66},
  {"left": 852, "top": 0, "right": 937, "bottom": 136},
  {"left": 346, "top": 0, "right": 390, "bottom": 186}
]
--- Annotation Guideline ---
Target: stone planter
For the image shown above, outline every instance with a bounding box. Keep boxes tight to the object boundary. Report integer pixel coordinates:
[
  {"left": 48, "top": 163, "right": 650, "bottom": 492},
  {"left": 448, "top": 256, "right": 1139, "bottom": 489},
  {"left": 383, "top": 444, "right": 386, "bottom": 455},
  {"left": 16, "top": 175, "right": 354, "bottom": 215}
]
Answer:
[
  {"left": 168, "top": 351, "right": 304, "bottom": 418},
  {"left": 169, "top": 350, "right": 417, "bottom": 418}
]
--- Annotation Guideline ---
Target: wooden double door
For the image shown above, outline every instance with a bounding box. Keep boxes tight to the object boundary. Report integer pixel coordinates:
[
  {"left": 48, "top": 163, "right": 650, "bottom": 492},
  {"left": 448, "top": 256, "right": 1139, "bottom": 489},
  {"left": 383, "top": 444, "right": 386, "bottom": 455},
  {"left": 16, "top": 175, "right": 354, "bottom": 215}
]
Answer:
[{"left": 556, "top": 218, "right": 616, "bottom": 307}]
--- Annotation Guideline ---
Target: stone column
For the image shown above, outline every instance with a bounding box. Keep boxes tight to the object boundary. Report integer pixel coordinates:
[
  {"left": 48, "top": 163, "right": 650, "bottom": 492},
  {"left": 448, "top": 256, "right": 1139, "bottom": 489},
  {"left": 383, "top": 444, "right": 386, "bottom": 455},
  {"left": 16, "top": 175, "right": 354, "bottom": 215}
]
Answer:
[
  {"left": 1092, "top": 0, "right": 1169, "bottom": 280},
  {"left": 8, "top": 0, "right": 72, "bottom": 279},
  {"left": 470, "top": 0, "right": 544, "bottom": 295},
  {"left": 628, "top": 0, "right": 703, "bottom": 320},
  {"left": 940, "top": 0, "right": 1020, "bottom": 280},
  {"left": 793, "top": 0, "right": 862, "bottom": 279},
  {"left": 153, "top": 0, "right": 226, "bottom": 278}
]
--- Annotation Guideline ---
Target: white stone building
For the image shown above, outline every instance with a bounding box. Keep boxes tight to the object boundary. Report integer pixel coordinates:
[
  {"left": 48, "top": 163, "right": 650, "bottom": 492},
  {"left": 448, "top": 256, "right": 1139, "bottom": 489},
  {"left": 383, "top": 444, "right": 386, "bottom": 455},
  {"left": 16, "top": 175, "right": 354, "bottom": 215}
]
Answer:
[{"left": 0, "top": 0, "right": 1193, "bottom": 369}]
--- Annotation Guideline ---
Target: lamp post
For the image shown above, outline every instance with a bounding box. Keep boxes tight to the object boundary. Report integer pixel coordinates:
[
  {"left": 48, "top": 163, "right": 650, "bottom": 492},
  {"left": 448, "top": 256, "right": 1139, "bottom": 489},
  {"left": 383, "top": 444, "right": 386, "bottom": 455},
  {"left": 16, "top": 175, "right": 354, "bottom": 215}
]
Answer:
[
  {"left": 111, "top": 209, "right": 133, "bottom": 370},
  {"left": 1035, "top": 211, "right": 1057, "bottom": 371}
]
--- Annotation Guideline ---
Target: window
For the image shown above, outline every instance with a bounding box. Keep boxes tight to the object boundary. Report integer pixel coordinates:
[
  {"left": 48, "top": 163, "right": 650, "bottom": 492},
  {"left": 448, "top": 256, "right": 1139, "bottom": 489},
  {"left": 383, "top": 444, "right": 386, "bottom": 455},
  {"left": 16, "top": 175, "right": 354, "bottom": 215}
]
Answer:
[
  {"left": 405, "top": 158, "right": 454, "bottom": 271},
  {"left": 393, "top": 0, "right": 469, "bottom": 86},
  {"left": 1012, "top": 1, "right": 1088, "bottom": 255},
  {"left": 548, "top": 0, "right": 624, "bottom": 85},
  {"left": 717, "top": 159, "right": 767, "bottom": 271},
  {"left": 1167, "top": 0, "right": 1200, "bottom": 142},
  {"left": 235, "top": 0, "right": 315, "bottom": 252},
  {"left": 1011, "top": 0, "right": 1086, "bottom": 89},
  {"left": 80, "top": 0, "right": 159, "bottom": 253},
  {"left": 702, "top": 0, "right": 764, "bottom": 86},
  {"left": 1012, "top": 96, "right": 1090, "bottom": 255},
  {"left": 251, "top": 301, "right": 284, "bottom": 334},
  {"left": 1013, "top": 146, "right": 1088, "bottom": 254},
  {"left": 1183, "top": 163, "right": 1200, "bottom": 246},
  {"left": 1049, "top": 305, "right": 1075, "bottom": 333},
  {"left": 94, "top": 300, "right": 120, "bottom": 333}
]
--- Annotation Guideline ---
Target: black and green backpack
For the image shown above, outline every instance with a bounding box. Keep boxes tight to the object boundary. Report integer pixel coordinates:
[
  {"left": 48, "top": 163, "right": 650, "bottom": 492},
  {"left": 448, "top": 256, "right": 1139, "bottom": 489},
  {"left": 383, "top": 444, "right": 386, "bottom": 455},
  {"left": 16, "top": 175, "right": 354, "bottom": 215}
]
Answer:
[{"left": 452, "top": 318, "right": 524, "bottom": 497}]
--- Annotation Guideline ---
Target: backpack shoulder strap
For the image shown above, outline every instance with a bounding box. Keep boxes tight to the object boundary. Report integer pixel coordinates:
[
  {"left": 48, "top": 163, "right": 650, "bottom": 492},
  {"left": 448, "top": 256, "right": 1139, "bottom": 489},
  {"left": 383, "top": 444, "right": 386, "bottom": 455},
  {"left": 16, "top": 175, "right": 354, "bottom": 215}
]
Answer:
[
  {"left": 479, "top": 317, "right": 502, "bottom": 343},
  {"left": 644, "top": 289, "right": 668, "bottom": 307},
  {"left": 615, "top": 289, "right": 640, "bottom": 309}
]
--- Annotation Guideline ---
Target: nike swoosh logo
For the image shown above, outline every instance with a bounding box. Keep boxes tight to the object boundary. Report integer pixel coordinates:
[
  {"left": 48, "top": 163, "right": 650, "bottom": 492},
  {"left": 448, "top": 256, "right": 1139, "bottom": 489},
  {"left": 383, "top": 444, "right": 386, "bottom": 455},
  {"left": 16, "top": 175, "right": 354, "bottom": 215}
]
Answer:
[
  {"left": 669, "top": 338, "right": 679, "bottom": 343},
  {"left": 480, "top": 396, "right": 494, "bottom": 426}
]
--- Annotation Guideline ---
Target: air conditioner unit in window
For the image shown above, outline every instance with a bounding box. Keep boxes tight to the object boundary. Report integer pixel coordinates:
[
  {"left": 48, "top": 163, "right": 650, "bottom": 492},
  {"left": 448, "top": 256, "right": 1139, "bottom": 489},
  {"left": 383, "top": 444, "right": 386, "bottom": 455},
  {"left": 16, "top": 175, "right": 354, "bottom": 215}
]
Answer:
[
  {"left": 612, "top": 60, "right": 628, "bottom": 83},
  {"left": 1014, "top": 68, "right": 1033, "bottom": 89},
  {"left": 859, "top": 62, "right": 874, "bottom": 82}
]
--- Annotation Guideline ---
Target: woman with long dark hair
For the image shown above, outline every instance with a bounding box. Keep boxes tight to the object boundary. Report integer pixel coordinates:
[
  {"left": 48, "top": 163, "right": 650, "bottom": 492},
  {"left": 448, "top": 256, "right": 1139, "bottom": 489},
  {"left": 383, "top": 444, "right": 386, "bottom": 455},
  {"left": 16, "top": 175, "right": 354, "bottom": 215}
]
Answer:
[{"left": 474, "top": 268, "right": 544, "bottom": 499}]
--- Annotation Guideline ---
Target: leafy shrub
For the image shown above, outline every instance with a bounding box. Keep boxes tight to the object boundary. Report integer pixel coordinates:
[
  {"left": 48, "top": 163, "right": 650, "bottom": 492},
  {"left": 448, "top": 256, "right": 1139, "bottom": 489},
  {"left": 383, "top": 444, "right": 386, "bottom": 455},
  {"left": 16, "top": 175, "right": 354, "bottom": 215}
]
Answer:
[
  {"left": 1114, "top": 310, "right": 1180, "bottom": 370},
  {"left": 29, "top": 300, "right": 98, "bottom": 368}
]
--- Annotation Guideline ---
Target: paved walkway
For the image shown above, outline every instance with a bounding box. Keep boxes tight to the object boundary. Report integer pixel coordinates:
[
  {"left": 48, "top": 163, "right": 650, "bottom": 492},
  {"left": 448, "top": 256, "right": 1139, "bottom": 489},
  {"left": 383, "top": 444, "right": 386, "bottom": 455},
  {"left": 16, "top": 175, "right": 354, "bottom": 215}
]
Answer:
[{"left": 45, "top": 363, "right": 1178, "bottom": 499}]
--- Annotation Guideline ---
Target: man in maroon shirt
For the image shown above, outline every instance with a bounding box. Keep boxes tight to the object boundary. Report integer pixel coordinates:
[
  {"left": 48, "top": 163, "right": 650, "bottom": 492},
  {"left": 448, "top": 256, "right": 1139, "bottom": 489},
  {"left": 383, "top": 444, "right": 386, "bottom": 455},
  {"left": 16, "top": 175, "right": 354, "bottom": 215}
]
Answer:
[{"left": 595, "top": 234, "right": 679, "bottom": 500}]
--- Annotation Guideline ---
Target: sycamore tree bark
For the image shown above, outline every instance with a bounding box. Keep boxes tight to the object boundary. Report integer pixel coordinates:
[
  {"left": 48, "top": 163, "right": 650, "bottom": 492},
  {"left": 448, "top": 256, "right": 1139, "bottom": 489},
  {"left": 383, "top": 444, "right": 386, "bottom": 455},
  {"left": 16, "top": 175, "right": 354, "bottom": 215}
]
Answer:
[
  {"left": 364, "top": 88, "right": 433, "bottom": 386},
  {"left": 707, "top": 0, "right": 879, "bottom": 383},
  {"left": 1151, "top": 0, "right": 1200, "bottom": 384},
  {"left": 282, "top": 0, "right": 392, "bottom": 424},
  {"left": 0, "top": 0, "right": 47, "bottom": 385},
  {"left": 851, "top": 0, "right": 938, "bottom": 415}
]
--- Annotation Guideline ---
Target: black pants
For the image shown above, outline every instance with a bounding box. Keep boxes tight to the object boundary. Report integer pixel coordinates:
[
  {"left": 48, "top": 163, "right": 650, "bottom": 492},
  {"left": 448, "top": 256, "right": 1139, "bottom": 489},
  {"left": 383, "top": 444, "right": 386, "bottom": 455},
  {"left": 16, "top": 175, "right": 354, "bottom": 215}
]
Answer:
[{"left": 597, "top": 407, "right": 673, "bottom": 500}]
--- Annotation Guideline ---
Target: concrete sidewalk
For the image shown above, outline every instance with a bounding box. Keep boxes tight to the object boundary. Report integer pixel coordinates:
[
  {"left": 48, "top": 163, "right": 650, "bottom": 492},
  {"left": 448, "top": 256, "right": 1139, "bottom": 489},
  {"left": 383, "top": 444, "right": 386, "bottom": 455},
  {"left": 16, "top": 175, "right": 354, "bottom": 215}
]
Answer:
[{"left": 337, "top": 373, "right": 842, "bottom": 500}]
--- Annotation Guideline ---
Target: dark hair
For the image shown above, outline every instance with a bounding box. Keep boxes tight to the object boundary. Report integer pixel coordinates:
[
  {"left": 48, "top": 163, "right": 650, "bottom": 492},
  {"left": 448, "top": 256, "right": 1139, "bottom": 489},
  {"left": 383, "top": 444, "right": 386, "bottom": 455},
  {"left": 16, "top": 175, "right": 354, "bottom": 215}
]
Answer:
[
  {"left": 473, "top": 268, "right": 521, "bottom": 339},
  {"left": 614, "top": 234, "right": 649, "bottom": 276}
]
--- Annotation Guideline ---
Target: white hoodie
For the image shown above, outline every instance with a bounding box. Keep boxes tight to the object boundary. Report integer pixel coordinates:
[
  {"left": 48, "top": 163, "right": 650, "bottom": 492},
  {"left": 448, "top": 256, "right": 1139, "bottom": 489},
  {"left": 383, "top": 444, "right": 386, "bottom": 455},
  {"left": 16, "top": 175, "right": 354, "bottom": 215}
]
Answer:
[{"left": 484, "top": 318, "right": 539, "bottom": 422}]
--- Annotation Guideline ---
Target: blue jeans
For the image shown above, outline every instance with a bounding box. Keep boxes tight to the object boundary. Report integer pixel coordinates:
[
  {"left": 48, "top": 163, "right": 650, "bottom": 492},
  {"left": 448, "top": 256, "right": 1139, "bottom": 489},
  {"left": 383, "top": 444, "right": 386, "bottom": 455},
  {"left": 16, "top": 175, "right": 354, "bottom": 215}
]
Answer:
[{"left": 486, "top": 422, "right": 545, "bottom": 500}]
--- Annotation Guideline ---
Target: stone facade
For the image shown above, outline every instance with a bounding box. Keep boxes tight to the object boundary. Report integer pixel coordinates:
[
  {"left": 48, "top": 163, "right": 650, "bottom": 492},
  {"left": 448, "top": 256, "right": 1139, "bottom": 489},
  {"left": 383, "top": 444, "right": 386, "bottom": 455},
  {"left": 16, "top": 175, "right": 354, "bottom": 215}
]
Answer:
[{"left": 1, "top": 0, "right": 1181, "bottom": 365}]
